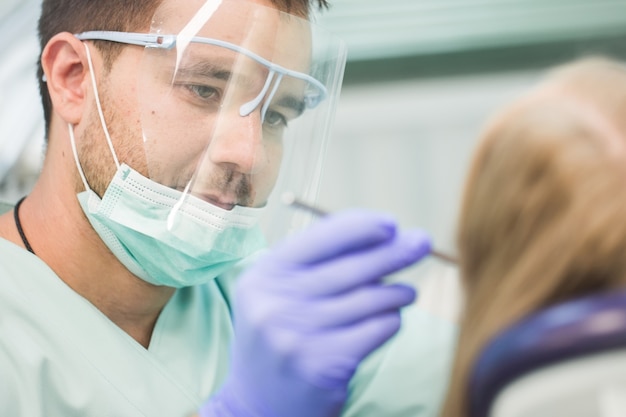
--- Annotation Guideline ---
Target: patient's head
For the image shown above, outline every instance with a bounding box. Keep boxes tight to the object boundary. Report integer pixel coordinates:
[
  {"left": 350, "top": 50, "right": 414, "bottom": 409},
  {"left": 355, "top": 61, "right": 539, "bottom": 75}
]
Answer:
[{"left": 440, "top": 56, "right": 626, "bottom": 417}]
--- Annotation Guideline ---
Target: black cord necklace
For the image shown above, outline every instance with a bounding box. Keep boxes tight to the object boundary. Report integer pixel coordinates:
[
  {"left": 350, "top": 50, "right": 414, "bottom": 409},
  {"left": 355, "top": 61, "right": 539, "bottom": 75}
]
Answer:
[{"left": 14, "top": 196, "right": 35, "bottom": 255}]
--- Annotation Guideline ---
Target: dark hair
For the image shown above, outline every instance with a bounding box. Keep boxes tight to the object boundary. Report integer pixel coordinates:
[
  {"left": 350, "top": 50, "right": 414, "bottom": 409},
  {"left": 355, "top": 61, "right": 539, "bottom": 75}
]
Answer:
[{"left": 37, "top": 0, "right": 330, "bottom": 134}]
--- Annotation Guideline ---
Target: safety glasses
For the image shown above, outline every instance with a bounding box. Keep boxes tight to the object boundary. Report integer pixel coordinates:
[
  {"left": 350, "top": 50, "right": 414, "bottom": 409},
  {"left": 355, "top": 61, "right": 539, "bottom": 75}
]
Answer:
[{"left": 75, "top": 30, "right": 327, "bottom": 122}]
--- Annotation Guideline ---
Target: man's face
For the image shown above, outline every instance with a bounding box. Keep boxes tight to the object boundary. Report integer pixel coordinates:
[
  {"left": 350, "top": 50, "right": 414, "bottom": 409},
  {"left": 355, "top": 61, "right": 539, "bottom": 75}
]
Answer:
[{"left": 85, "top": 0, "right": 312, "bottom": 209}]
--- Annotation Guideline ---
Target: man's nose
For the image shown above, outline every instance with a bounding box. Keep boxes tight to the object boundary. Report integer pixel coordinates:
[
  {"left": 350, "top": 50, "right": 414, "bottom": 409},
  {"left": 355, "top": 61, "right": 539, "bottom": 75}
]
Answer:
[{"left": 207, "top": 110, "right": 267, "bottom": 174}]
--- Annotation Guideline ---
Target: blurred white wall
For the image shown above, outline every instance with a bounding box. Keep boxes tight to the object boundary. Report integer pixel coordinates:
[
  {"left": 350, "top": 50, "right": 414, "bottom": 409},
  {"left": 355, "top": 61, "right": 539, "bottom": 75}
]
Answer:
[
  {"left": 0, "top": 0, "right": 45, "bottom": 204},
  {"left": 318, "top": 69, "right": 542, "bottom": 254}
]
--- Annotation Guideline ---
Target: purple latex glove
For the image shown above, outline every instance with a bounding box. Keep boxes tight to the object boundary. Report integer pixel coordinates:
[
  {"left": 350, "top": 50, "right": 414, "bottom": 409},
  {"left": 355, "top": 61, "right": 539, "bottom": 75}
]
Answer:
[{"left": 199, "top": 209, "right": 432, "bottom": 417}]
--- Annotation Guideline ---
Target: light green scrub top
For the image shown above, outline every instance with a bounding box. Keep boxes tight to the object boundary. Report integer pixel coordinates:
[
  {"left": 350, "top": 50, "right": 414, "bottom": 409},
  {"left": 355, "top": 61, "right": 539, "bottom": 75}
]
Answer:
[{"left": 0, "top": 204, "right": 456, "bottom": 417}]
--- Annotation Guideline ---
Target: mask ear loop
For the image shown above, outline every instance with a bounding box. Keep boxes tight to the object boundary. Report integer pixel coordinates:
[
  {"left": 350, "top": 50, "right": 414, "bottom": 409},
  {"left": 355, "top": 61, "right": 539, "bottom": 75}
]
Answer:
[
  {"left": 68, "top": 123, "right": 91, "bottom": 192},
  {"left": 68, "top": 42, "right": 124, "bottom": 193},
  {"left": 82, "top": 42, "right": 120, "bottom": 169}
]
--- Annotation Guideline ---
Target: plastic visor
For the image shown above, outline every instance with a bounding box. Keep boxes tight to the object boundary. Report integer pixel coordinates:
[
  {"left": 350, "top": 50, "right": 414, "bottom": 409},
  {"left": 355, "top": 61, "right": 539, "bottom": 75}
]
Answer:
[{"left": 78, "top": 0, "right": 346, "bottom": 246}]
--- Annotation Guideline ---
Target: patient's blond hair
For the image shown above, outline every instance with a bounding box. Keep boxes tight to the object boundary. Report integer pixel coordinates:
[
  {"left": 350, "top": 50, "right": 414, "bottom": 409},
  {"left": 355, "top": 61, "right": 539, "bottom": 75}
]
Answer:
[{"left": 440, "top": 57, "right": 626, "bottom": 417}]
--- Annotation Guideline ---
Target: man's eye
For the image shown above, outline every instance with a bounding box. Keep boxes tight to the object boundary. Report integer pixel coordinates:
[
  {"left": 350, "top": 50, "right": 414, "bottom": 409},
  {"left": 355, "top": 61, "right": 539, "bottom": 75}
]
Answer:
[
  {"left": 187, "top": 84, "right": 220, "bottom": 100},
  {"left": 264, "top": 110, "right": 288, "bottom": 128}
]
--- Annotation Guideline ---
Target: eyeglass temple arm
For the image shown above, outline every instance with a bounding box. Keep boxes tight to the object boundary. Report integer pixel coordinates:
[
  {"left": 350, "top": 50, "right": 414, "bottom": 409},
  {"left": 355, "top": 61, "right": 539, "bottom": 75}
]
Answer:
[
  {"left": 75, "top": 31, "right": 327, "bottom": 105},
  {"left": 75, "top": 31, "right": 177, "bottom": 48}
]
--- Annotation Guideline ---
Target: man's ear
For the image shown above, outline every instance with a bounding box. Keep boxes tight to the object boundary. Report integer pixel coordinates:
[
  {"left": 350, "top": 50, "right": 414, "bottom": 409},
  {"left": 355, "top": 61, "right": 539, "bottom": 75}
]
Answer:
[{"left": 41, "top": 32, "right": 92, "bottom": 125}]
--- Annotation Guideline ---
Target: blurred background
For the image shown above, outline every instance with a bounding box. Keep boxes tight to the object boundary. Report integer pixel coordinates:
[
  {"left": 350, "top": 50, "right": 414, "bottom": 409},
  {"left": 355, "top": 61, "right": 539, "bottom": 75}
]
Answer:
[
  {"left": 3, "top": 0, "right": 626, "bottom": 318},
  {"left": 312, "top": 0, "right": 626, "bottom": 318},
  {"left": 0, "top": 0, "right": 44, "bottom": 203},
  {"left": 313, "top": 0, "right": 626, "bottom": 254}
]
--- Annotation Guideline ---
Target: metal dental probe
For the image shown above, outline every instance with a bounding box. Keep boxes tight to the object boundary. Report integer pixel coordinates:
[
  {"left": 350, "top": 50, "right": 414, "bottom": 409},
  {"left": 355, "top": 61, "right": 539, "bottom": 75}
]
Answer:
[{"left": 282, "top": 192, "right": 458, "bottom": 265}]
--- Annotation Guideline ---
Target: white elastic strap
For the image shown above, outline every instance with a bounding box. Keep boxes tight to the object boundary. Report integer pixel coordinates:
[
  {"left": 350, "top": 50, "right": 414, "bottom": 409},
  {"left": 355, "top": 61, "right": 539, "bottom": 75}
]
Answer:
[
  {"left": 239, "top": 70, "right": 276, "bottom": 116},
  {"left": 261, "top": 73, "right": 284, "bottom": 123},
  {"left": 82, "top": 42, "right": 120, "bottom": 169},
  {"left": 68, "top": 123, "right": 90, "bottom": 191}
]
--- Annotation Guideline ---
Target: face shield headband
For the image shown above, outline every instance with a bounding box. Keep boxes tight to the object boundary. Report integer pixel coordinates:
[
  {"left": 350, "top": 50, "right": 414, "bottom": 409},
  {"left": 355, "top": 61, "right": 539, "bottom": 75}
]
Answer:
[{"left": 74, "top": 31, "right": 328, "bottom": 124}]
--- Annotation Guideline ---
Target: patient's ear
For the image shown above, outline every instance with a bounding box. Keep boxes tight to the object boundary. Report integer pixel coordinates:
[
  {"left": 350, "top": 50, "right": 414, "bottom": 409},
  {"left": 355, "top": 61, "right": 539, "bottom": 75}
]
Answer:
[{"left": 40, "top": 32, "right": 91, "bottom": 125}]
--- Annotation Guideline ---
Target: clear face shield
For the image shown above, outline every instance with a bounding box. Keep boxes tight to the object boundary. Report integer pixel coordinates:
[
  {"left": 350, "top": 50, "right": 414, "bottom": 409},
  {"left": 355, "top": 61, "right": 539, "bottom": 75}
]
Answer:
[
  {"left": 138, "top": 0, "right": 345, "bottom": 245},
  {"left": 75, "top": 0, "right": 346, "bottom": 287}
]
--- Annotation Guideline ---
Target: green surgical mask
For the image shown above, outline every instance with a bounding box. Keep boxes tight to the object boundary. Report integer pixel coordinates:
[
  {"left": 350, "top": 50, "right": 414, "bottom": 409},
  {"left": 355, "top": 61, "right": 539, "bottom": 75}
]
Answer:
[{"left": 76, "top": 161, "right": 267, "bottom": 288}]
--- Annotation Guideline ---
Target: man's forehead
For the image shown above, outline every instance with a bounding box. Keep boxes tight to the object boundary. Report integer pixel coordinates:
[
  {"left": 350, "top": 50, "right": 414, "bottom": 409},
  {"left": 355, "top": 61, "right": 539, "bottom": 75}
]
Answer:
[{"left": 153, "top": 0, "right": 312, "bottom": 71}]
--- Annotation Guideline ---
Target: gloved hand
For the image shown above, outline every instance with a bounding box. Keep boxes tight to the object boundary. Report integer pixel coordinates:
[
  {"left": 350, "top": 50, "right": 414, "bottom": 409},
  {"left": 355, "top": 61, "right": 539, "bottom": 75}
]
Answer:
[{"left": 198, "top": 209, "right": 432, "bottom": 417}]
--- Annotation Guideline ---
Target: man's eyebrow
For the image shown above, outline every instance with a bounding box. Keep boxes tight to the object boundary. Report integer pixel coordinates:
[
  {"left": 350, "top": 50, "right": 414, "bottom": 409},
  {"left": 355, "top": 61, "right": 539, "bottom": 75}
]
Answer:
[
  {"left": 175, "top": 61, "right": 233, "bottom": 81},
  {"left": 175, "top": 60, "right": 276, "bottom": 93},
  {"left": 175, "top": 60, "right": 308, "bottom": 115}
]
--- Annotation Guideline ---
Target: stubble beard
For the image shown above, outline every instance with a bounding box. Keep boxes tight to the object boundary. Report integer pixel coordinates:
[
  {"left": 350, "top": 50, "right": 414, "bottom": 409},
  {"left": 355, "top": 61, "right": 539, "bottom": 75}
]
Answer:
[{"left": 74, "top": 80, "right": 147, "bottom": 198}]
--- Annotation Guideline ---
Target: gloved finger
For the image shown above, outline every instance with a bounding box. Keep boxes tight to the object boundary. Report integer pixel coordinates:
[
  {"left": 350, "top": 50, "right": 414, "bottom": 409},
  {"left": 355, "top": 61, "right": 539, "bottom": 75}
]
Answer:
[
  {"left": 279, "top": 284, "right": 417, "bottom": 330},
  {"left": 297, "top": 311, "right": 405, "bottom": 389},
  {"left": 316, "top": 311, "right": 404, "bottom": 361},
  {"left": 269, "top": 209, "right": 397, "bottom": 265},
  {"left": 297, "top": 229, "right": 431, "bottom": 296}
]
